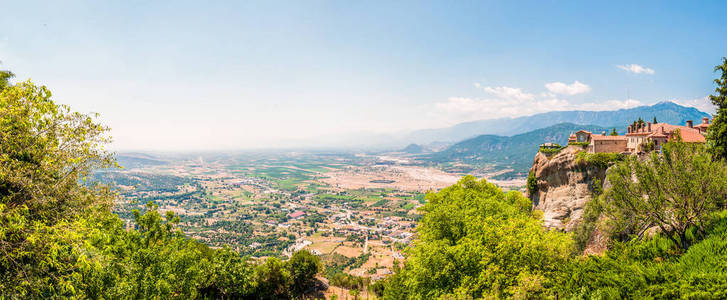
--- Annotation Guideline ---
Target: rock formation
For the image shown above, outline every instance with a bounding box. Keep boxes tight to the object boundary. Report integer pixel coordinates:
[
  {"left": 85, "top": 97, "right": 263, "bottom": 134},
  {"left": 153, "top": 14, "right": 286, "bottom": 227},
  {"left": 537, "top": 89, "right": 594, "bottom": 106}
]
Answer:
[{"left": 528, "top": 146, "right": 609, "bottom": 231}]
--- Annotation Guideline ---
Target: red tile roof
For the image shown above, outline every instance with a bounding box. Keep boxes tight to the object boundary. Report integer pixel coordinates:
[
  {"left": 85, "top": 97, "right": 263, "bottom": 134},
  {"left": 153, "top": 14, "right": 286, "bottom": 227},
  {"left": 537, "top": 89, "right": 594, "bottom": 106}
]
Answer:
[
  {"left": 673, "top": 127, "right": 706, "bottom": 143},
  {"left": 288, "top": 211, "right": 306, "bottom": 218},
  {"left": 630, "top": 123, "right": 706, "bottom": 143},
  {"left": 694, "top": 123, "right": 710, "bottom": 129}
]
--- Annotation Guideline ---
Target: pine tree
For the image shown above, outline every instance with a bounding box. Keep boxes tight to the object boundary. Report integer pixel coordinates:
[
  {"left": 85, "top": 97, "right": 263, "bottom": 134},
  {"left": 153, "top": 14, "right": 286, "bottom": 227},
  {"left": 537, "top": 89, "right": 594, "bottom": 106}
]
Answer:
[{"left": 707, "top": 57, "right": 727, "bottom": 161}]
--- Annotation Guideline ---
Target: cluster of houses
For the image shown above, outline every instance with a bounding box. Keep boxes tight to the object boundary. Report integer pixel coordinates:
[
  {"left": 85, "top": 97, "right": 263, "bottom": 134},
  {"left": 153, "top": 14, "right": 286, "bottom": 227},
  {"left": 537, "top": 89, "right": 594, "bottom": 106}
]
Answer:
[{"left": 565, "top": 117, "right": 711, "bottom": 154}]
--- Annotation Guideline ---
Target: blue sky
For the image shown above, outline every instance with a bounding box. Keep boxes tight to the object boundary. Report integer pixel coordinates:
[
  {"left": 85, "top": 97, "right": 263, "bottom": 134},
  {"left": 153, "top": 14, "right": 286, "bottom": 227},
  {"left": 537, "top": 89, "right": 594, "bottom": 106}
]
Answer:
[{"left": 1, "top": 1, "right": 726, "bottom": 150}]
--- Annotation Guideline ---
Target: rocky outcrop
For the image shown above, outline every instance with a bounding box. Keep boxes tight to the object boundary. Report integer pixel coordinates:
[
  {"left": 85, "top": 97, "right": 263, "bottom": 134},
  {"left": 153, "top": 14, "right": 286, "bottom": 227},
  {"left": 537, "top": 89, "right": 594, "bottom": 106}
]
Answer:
[{"left": 528, "top": 146, "right": 608, "bottom": 231}]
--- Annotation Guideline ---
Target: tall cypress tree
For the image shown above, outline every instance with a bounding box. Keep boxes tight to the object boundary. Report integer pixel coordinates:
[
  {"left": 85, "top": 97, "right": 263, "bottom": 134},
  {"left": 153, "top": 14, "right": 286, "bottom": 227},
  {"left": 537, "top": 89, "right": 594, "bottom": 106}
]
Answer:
[{"left": 707, "top": 57, "right": 727, "bottom": 161}]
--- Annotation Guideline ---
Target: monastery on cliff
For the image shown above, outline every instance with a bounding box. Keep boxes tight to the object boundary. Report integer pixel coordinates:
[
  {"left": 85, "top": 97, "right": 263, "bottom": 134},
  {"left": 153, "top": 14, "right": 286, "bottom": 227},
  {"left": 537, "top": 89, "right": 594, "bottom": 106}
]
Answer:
[{"left": 569, "top": 117, "right": 711, "bottom": 154}]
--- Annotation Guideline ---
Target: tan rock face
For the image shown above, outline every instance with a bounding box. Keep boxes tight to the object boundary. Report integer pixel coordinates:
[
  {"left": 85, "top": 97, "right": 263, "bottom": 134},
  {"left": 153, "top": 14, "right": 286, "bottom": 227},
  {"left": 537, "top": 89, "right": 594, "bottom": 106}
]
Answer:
[{"left": 529, "top": 146, "right": 608, "bottom": 231}]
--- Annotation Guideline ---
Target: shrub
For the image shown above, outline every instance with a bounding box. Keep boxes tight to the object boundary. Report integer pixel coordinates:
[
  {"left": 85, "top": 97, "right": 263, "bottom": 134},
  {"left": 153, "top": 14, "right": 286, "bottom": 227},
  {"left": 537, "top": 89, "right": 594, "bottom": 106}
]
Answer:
[
  {"left": 526, "top": 171, "right": 538, "bottom": 196},
  {"left": 568, "top": 141, "right": 590, "bottom": 147},
  {"left": 575, "top": 151, "right": 624, "bottom": 169},
  {"left": 539, "top": 146, "right": 564, "bottom": 154}
]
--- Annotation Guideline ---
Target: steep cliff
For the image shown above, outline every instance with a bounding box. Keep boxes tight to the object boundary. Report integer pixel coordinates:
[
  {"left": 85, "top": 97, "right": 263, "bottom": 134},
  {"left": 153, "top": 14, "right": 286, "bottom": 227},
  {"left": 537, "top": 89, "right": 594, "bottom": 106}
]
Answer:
[{"left": 528, "top": 146, "right": 609, "bottom": 231}]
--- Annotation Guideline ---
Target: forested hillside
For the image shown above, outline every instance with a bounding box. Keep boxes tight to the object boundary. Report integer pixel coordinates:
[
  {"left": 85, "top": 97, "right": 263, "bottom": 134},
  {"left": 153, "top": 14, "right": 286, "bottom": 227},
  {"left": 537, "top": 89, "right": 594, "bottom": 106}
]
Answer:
[{"left": 430, "top": 123, "right": 610, "bottom": 178}]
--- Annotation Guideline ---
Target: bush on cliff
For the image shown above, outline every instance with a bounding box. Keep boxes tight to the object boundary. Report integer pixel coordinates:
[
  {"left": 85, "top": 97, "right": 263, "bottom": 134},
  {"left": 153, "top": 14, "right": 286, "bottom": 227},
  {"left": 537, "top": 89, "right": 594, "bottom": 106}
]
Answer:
[
  {"left": 526, "top": 171, "right": 538, "bottom": 196},
  {"left": 574, "top": 151, "right": 623, "bottom": 169},
  {"left": 600, "top": 141, "right": 727, "bottom": 250},
  {"left": 557, "top": 211, "right": 727, "bottom": 299}
]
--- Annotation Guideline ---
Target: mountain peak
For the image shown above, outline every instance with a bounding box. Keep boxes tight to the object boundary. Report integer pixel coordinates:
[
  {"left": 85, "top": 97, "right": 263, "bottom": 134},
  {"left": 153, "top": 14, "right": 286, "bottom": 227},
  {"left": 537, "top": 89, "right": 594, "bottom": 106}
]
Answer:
[{"left": 653, "top": 100, "right": 680, "bottom": 107}]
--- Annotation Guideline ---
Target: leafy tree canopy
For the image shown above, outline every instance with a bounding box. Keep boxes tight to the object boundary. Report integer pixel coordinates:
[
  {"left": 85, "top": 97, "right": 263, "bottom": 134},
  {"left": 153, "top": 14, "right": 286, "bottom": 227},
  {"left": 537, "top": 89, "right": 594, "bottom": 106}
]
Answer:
[
  {"left": 0, "top": 79, "right": 321, "bottom": 298},
  {"left": 383, "top": 176, "right": 574, "bottom": 299},
  {"left": 600, "top": 140, "right": 727, "bottom": 250}
]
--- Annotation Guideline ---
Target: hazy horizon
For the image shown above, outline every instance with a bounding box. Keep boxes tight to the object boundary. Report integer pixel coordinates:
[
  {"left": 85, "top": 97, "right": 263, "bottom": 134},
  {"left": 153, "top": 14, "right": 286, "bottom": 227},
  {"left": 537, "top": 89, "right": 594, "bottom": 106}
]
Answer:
[{"left": 2, "top": 1, "right": 725, "bottom": 150}]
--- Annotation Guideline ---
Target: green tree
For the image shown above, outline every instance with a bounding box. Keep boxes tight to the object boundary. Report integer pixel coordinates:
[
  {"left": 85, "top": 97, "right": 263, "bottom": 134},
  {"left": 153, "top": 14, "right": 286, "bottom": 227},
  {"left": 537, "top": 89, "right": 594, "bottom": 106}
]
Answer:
[
  {"left": 601, "top": 139, "right": 727, "bottom": 250},
  {"left": 349, "top": 288, "right": 360, "bottom": 299},
  {"left": 0, "top": 78, "right": 295, "bottom": 299},
  {"left": 610, "top": 128, "right": 618, "bottom": 136},
  {"left": 0, "top": 69, "right": 13, "bottom": 91},
  {"left": 526, "top": 171, "right": 538, "bottom": 196},
  {"left": 653, "top": 116, "right": 658, "bottom": 124},
  {"left": 288, "top": 249, "right": 321, "bottom": 297},
  {"left": 254, "top": 257, "right": 292, "bottom": 299},
  {"left": 0, "top": 79, "right": 117, "bottom": 297},
  {"left": 707, "top": 57, "right": 727, "bottom": 161},
  {"left": 384, "top": 176, "right": 574, "bottom": 299}
]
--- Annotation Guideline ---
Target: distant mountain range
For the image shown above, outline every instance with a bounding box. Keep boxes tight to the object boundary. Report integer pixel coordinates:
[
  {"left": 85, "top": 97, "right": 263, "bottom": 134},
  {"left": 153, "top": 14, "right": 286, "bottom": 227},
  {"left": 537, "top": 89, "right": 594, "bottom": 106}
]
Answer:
[
  {"left": 428, "top": 123, "right": 611, "bottom": 178},
  {"left": 116, "top": 153, "right": 168, "bottom": 169},
  {"left": 404, "top": 101, "right": 710, "bottom": 145},
  {"left": 400, "top": 143, "right": 426, "bottom": 154}
]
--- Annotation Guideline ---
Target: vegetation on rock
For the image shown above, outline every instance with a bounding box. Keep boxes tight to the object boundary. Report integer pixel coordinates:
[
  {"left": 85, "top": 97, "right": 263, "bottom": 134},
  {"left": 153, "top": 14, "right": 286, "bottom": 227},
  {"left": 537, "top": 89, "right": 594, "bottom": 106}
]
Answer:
[{"left": 574, "top": 151, "right": 624, "bottom": 169}]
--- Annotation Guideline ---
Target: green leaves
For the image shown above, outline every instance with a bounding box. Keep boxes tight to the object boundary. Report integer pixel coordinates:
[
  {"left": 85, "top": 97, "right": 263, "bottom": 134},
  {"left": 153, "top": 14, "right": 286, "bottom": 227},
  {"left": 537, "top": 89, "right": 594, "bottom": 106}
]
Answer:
[
  {"left": 602, "top": 141, "right": 727, "bottom": 250},
  {"left": 707, "top": 57, "right": 727, "bottom": 161},
  {"left": 384, "top": 176, "right": 574, "bottom": 299},
  {"left": 289, "top": 249, "right": 321, "bottom": 296},
  {"left": 0, "top": 70, "right": 13, "bottom": 92},
  {"left": 1, "top": 79, "right": 321, "bottom": 299}
]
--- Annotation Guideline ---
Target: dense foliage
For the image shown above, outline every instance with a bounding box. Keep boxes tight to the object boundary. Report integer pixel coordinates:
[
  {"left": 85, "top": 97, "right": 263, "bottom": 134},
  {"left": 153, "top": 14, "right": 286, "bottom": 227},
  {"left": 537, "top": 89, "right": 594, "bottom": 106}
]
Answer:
[
  {"left": 382, "top": 176, "right": 574, "bottom": 299},
  {"left": 538, "top": 144, "right": 565, "bottom": 154},
  {"left": 600, "top": 141, "right": 727, "bottom": 249},
  {"left": 383, "top": 63, "right": 727, "bottom": 296},
  {"left": 526, "top": 171, "right": 538, "bottom": 196},
  {"left": 557, "top": 211, "right": 727, "bottom": 298},
  {"left": 567, "top": 141, "right": 590, "bottom": 147},
  {"left": 383, "top": 127, "right": 727, "bottom": 298},
  {"left": 5, "top": 59, "right": 727, "bottom": 298},
  {"left": 708, "top": 57, "right": 727, "bottom": 161},
  {"left": 0, "top": 79, "right": 320, "bottom": 298},
  {"left": 574, "top": 151, "right": 623, "bottom": 169}
]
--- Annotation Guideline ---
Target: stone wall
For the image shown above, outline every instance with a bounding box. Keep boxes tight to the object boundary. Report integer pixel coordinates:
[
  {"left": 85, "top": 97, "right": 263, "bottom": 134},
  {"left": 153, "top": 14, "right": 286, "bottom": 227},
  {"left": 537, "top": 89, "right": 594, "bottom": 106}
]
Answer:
[{"left": 593, "top": 140, "right": 627, "bottom": 153}]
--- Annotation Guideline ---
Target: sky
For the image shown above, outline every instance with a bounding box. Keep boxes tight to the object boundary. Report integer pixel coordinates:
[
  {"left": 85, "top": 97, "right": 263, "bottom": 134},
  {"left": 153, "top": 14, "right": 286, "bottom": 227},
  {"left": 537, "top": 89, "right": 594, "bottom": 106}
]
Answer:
[{"left": 1, "top": 0, "right": 726, "bottom": 150}]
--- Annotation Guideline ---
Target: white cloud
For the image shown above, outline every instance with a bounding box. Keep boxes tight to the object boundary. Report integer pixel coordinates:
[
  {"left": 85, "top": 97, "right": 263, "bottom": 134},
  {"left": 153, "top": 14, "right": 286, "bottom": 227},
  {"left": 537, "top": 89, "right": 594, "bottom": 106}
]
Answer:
[
  {"left": 434, "top": 96, "right": 567, "bottom": 120},
  {"left": 573, "top": 99, "right": 643, "bottom": 111},
  {"left": 672, "top": 97, "right": 716, "bottom": 115},
  {"left": 433, "top": 96, "right": 634, "bottom": 120},
  {"left": 431, "top": 81, "right": 647, "bottom": 125},
  {"left": 617, "top": 64, "right": 655, "bottom": 75},
  {"left": 474, "top": 83, "right": 535, "bottom": 101},
  {"left": 433, "top": 94, "right": 643, "bottom": 124},
  {"left": 544, "top": 80, "right": 591, "bottom": 95}
]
